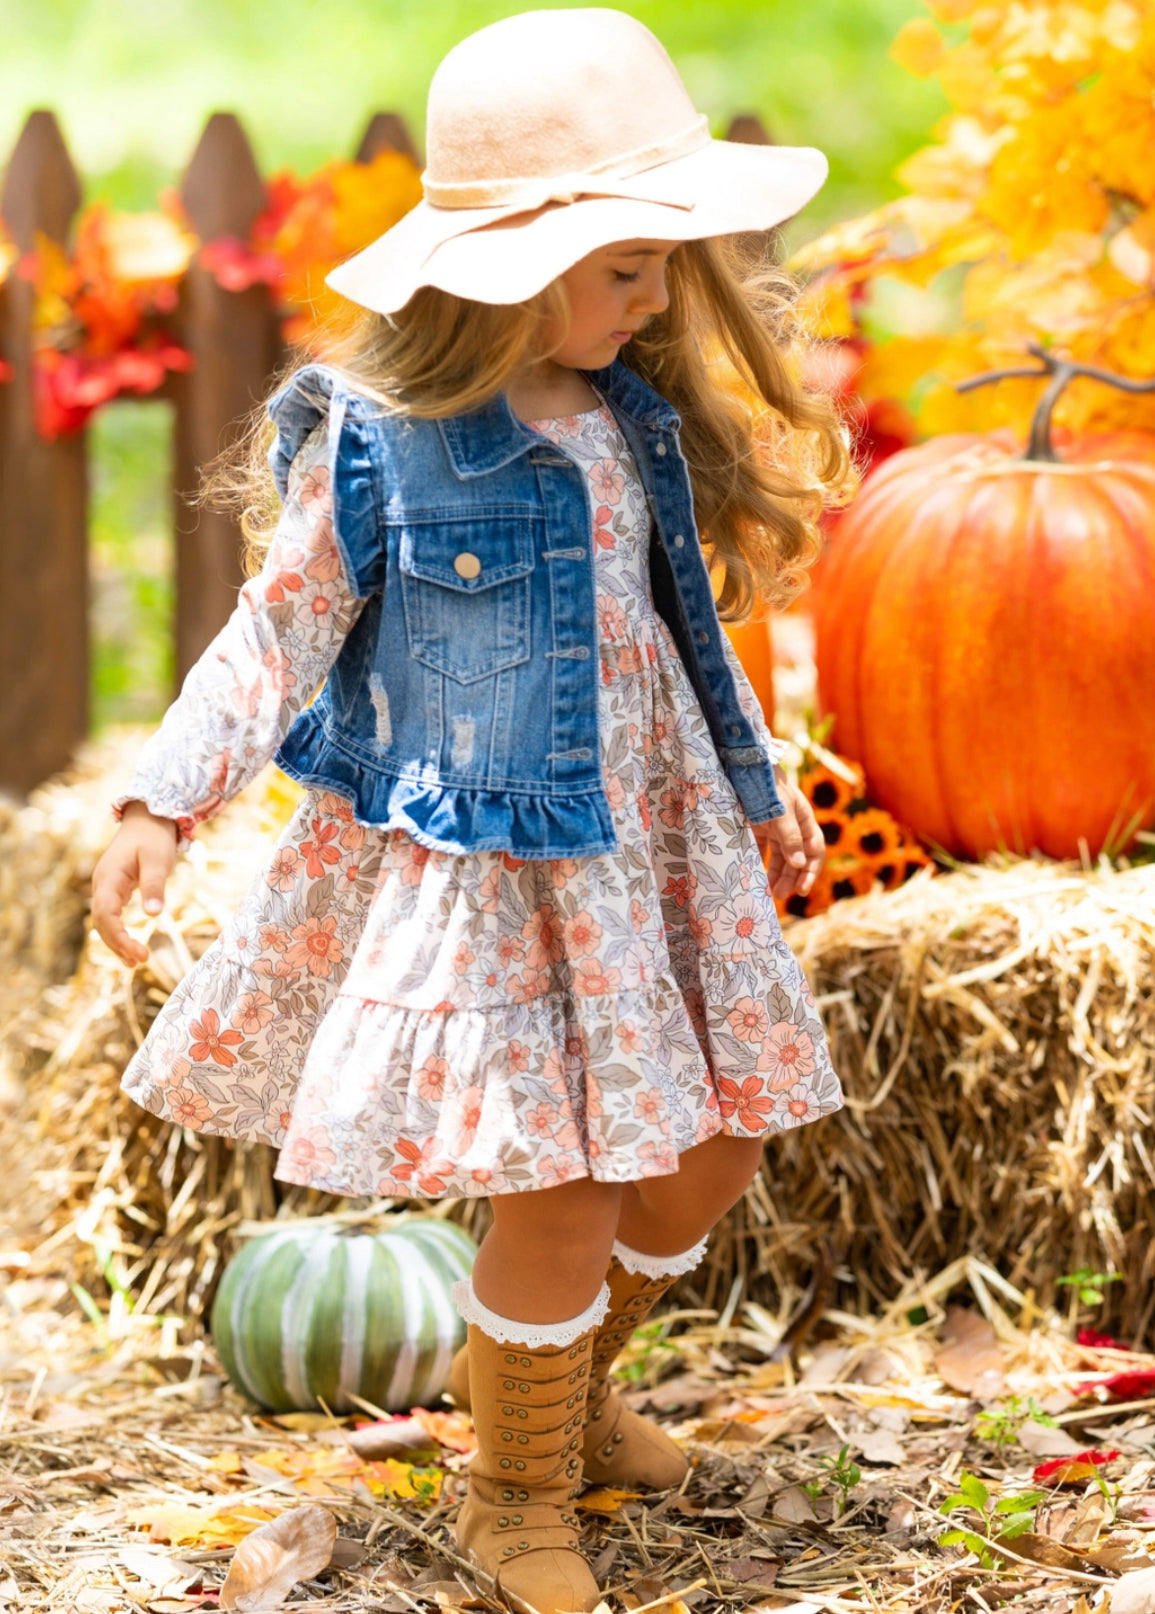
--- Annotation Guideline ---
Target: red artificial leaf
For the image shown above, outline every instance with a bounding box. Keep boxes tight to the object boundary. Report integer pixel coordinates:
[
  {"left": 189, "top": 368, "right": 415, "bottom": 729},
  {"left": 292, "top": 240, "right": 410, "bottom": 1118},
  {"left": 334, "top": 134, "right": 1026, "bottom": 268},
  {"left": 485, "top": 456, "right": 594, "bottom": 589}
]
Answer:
[
  {"left": 1078, "top": 1328, "right": 1131, "bottom": 1351},
  {"left": 1095, "top": 1372, "right": 1155, "bottom": 1402},
  {"left": 198, "top": 237, "right": 283, "bottom": 292},
  {"left": 1033, "top": 1449, "right": 1122, "bottom": 1485}
]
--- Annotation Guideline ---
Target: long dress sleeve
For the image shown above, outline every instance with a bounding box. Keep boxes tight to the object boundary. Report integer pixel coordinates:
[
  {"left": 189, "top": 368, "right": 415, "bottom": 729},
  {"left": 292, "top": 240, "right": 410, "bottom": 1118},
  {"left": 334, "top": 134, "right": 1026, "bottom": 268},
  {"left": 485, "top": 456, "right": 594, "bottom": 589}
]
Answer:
[
  {"left": 110, "top": 422, "right": 366, "bottom": 852},
  {"left": 719, "top": 628, "right": 790, "bottom": 768}
]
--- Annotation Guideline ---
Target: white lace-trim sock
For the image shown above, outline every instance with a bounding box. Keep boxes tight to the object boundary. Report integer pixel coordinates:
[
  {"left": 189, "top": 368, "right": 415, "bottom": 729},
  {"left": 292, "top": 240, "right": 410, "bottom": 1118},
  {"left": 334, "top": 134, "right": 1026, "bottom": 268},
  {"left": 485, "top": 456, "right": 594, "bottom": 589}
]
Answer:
[
  {"left": 611, "top": 1235, "right": 709, "bottom": 1280},
  {"left": 451, "top": 1278, "right": 612, "bottom": 1348}
]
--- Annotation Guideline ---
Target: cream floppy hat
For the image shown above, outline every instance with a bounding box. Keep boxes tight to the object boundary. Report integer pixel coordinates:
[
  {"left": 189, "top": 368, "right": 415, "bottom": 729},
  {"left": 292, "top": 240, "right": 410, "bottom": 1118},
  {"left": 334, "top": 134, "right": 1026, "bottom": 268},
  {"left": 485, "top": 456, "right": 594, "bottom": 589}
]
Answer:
[{"left": 325, "top": 7, "right": 829, "bottom": 314}]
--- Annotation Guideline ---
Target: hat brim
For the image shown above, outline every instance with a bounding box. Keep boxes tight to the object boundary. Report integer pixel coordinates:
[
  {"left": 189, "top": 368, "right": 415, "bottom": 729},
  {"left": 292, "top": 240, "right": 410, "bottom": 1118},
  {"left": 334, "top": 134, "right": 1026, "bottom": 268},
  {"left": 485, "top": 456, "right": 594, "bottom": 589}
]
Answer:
[{"left": 325, "top": 138, "right": 828, "bottom": 314}]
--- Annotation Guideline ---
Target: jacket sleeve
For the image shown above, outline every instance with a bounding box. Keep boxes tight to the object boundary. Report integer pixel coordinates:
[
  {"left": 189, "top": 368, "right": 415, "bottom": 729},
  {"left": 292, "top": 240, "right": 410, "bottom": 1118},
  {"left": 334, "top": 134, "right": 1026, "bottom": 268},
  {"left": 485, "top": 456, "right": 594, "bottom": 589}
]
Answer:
[
  {"left": 719, "top": 630, "right": 790, "bottom": 768},
  {"left": 110, "top": 416, "right": 368, "bottom": 851}
]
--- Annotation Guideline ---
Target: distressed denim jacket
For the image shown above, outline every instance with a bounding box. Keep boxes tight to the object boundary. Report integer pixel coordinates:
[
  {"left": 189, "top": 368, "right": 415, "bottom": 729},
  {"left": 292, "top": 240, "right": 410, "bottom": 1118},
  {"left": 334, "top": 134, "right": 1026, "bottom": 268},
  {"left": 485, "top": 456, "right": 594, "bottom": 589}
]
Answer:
[{"left": 261, "top": 358, "right": 785, "bottom": 857}]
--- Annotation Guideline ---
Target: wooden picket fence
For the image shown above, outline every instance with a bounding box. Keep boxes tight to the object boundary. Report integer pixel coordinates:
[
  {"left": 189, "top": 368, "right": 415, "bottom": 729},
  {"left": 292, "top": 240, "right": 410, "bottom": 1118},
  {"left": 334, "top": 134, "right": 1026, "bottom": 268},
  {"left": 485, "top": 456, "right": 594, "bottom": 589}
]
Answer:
[{"left": 0, "top": 109, "right": 768, "bottom": 797}]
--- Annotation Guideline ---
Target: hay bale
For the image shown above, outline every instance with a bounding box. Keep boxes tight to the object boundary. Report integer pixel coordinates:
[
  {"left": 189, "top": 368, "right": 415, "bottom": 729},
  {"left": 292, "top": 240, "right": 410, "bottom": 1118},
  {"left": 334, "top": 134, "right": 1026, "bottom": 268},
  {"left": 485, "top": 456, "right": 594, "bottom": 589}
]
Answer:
[
  {"left": 683, "top": 861, "right": 1155, "bottom": 1347},
  {"left": 3, "top": 733, "right": 1152, "bottom": 1344}
]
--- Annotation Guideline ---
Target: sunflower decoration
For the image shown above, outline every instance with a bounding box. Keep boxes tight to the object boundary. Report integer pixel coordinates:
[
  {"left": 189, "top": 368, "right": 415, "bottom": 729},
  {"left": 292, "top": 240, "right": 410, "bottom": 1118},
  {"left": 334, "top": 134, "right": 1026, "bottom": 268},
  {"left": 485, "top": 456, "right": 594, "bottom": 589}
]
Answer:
[{"left": 774, "top": 747, "right": 931, "bottom": 923}]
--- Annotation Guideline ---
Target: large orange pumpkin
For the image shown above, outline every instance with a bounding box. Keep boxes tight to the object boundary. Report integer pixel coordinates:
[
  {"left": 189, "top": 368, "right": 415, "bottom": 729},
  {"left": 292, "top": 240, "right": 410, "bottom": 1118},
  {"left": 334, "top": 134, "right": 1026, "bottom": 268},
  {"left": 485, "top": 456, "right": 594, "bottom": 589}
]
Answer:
[{"left": 815, "top": 352, "right": 1155, "bottom": 860}]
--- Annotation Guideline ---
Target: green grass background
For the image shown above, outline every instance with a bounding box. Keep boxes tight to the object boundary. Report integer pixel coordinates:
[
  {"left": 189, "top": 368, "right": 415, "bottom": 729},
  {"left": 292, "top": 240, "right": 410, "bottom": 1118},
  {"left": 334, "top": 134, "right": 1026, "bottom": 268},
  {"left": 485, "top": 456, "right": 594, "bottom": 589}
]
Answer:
[{"left": 3, "top": 0, "right": 943, "bottom": 730}]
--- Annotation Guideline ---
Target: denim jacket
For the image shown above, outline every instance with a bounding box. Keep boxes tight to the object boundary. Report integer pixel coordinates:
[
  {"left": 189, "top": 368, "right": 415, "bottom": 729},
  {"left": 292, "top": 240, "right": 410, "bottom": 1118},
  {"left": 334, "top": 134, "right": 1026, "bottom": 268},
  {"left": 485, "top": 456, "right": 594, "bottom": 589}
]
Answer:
[{"left": 256, "top": 359, "right": 785, "bottom": 857}]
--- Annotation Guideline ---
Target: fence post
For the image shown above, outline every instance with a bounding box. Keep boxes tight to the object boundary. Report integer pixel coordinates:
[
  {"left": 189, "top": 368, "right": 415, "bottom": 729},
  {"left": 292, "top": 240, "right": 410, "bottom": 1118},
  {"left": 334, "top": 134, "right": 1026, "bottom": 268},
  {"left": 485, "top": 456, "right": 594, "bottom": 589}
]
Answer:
[
  {"left": 355, "top": 112, "right": 421, "bottom": 166},
  {"left": 170, "top": 113, "right": 282, "bottom": 689},
  {"left": 0, "top": 111, "right": 86, "bottom": 796}
]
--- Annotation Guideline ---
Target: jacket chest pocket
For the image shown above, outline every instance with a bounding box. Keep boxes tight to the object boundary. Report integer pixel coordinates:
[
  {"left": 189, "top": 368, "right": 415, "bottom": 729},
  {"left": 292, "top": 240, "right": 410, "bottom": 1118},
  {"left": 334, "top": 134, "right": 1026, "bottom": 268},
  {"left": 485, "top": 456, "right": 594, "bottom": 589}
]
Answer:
[{"left": 398, "top": 514, "right": 537, "bottom": 684}]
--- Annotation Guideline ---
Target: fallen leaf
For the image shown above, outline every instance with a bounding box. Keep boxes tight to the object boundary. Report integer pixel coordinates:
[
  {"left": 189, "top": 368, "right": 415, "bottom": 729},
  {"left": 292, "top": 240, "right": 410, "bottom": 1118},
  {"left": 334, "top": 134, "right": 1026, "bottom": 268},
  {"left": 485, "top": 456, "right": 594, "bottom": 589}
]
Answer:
[
  {"left": 722, "top": 1556, "right": 781, "bottom": 1589},
  {"left": 411, "top": 1407, "right": 478, "bottom": 1454},
  {"left": 885, "top": 1498, "right": 917, "bottom": 1533},
  {"left": 798, "top": 1344, "right": 851, "bottom": 1388},
  {"left": 1019, "top": 1422, "right": 1085, "bottom": 1458},
  {"left": 576, "top": 1488, "right": 645, "bottom": 1514},
  {"left": 347, "top": 1417, "right": 439, "bottom": 1461},
  {"left": 270, "top": 1412, "right": 344, "bottom": 1433},
  {"left": 856, "top": 1428, "right": 905, "bottom": 1466},
  {"left": 127, "top": 1499, "right": 279, "bottom": 1547},
  {"left": 220, "top": 1503, "right": 336, "bottom": 1610},
  {"left": 999, "top": 1533, "right": 1092, "bottom": 1572},
  {"left": 1062, "top": 1491, "right": 1111, "bottom": 1548},
  {"left": 1108, "top": 1567, "right": 1155, "bottom": 1614},
  {"left": 118, "top": 1549, "right": 202, "bottom": 1593},
  {"left": 934, "top": 1307, "right": 1006, "bottom": 1399},
  {"left": 773, "top": 1486, "right": 818, "bottom": 1524},
  {"left": 206, "top": 1452, "right": 245, "bottom": 1475},
  {"left": 1086, "top": 1544, "right": 1155, "bottom": 1574}
]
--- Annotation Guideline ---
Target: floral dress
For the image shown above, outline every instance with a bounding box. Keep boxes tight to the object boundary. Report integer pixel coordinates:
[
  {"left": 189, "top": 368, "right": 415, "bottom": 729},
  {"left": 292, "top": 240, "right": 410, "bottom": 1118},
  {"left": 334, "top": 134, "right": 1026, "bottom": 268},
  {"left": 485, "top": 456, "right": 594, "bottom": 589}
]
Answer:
[{"left": 115, "top": 400, "right": 842, "bottom": 1199}]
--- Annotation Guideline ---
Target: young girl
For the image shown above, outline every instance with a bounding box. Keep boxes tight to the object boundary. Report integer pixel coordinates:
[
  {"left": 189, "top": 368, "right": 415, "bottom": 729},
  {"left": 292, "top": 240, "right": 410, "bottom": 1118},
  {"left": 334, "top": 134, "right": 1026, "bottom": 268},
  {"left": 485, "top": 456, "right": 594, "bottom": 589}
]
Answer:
[{"left": 93, "top": 11, "right": 850, "bottom": 1612}]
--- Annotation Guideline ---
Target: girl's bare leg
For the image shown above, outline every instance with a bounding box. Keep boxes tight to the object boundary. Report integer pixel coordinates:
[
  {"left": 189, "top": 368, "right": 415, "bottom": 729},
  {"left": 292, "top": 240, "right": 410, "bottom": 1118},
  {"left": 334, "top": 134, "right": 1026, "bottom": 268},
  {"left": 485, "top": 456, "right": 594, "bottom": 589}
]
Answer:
[
  {"left": 471, "top": 1176, "right": 623, "bottom": 1323},
  {"left": 615, "top": 1132, "right": 765, "bottom": 1256}
]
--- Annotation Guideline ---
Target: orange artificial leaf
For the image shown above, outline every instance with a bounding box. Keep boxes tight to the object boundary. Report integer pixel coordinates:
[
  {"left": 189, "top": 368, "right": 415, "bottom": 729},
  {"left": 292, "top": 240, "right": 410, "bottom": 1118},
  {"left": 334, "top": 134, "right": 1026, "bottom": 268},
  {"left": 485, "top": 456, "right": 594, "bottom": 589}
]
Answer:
[
  {"left": 575, "top": 1487, "right": 644, "bottom": 1514},
  {"left": 411, "top": 1406, "right": 479, "bottom": 1455},
  {"left": 219, "top": 1503, "right": 337, "bottom": 1610},
  {"left": 890, "top": 18, "right": 947, "bottom": 77},
  {"left": 330, "top": 149, "right": 423, "bottom": 255},
  {"left": 206, "top": 1451, "right": 245, "bottom": 1474}
]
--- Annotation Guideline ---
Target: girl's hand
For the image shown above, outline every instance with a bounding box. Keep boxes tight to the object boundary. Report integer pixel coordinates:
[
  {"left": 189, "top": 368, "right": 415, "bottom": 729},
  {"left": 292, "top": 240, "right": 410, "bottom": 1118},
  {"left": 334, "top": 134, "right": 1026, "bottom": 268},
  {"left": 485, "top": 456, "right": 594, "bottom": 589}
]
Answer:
[
  {"left": 756, "top": 770, "right": 824, "bottom": 901},
  {"left": 91, "top": 801, "right": 179, "bottom": 966}
]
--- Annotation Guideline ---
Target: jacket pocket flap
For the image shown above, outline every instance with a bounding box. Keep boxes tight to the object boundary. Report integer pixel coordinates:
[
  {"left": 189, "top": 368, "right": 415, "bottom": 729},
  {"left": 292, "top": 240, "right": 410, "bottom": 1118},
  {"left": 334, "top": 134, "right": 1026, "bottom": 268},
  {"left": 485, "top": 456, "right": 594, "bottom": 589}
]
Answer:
[{"left": 398, "top": 514, "right": 536, "bottom": 592}]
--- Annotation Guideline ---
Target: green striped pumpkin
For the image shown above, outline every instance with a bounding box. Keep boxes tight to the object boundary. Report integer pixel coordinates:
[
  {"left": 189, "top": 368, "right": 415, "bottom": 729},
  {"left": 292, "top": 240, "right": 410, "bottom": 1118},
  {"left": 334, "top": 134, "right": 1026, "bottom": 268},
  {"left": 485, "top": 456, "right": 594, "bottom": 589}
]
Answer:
[{"left": 211, "top": 1217, "right": 476, "bottom": 1414}]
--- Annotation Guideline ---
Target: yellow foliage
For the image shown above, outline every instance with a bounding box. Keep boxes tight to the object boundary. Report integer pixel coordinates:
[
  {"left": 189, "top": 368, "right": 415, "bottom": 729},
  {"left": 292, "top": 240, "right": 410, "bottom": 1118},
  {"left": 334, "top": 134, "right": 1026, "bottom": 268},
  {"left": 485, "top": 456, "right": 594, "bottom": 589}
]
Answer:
[
  {"left": 891, "top": 17, "right": 948, "bottom": 75},
  {"left": 791, "top": 0, "right": 1155, "bottom": 438}
]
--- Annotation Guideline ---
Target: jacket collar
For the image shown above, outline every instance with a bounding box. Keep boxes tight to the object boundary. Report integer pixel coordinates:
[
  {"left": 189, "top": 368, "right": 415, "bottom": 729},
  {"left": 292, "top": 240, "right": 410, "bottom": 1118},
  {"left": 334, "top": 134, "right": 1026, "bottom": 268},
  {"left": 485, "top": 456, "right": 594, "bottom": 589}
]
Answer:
[{"left": 438, "top": 358, "right": 680, "bottom": 478}]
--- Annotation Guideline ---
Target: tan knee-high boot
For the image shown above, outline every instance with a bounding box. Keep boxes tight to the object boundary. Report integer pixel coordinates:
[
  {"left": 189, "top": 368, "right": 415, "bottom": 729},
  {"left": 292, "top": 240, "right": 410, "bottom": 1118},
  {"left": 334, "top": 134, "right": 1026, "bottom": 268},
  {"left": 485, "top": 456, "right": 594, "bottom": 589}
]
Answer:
[
  {"left": 453, "top": 1295, "right": 604, "bottom": 1614},
  {"left": 448, "top": 1240, "right": 702, "bottom": 1492},
  {"left": 578, "top": 1250, "right": 691, "bottom": 1489}
]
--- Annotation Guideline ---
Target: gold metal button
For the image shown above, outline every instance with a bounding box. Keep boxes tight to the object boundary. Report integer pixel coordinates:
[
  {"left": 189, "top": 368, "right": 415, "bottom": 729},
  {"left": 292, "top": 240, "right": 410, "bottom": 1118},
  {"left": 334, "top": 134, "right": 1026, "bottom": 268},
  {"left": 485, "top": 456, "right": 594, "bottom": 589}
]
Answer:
[{"left": 453, "top": 551, "right": 482, "bottom": 580}]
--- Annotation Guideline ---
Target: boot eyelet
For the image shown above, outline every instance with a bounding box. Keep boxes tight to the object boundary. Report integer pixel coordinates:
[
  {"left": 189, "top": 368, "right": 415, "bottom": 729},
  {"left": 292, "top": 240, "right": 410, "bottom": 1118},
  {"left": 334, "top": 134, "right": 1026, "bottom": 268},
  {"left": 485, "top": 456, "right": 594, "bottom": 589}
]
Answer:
[
  {"left": 521, "top": 1356, "right": 531, "bottom": 1367},
  {"left": 503, "top": 1380, "right": 515, "bottom": 1390},
  {"left": 520, "top": 1383, "right": 530, "bottom": 1394},
  {"left": 498, "top": 1516, "right": 509, "bottom": 1528},
  {"left": 518, "top": 1541, "right": 530, "bottom": 1551},
  {"left": 500, "top": 1458, "right": 512, "bottom": 1469},
  {"left": 503, "top": 1546, "right": 515, "bottom": 1557},
  {"left": 501, "top": 1489, "right": 514, "bottom": 1501},
  {"left": 515, "top": 1460, "right": 526, "bottom": 1470},
  {"left": 518, "top": 1490, "right": 528, "bottom": 1501},
  {"left": 513, "top": 1514, "right": 523, "bottom": 1525},
  {"left": 568, "top": 1372, "right": 576, "bottom": 1384},
  {"left": 590, "top": 1408, "right": 602, "bottom": 1421},
  {"left": 612, "top": 1431, "right": 623, "bottom": 1443},
  {"left": 517, "top": 1409, "right": 528, "bottom": 1419},
  {"left": 517, "top": 1434, "right": 529, "bottom": 1445},
  {"left": 502, "top": 1405, "right": 514, "bottom": 1416},
  {"left": 568, "top": 1347, "right": 577, "bottom": 1359},
  {"left": 501, "top": 1432, "right": 513, "bottom": 1442},
  {"left": 505, "top": 1354, "right": 518, "bottom": 1364}
]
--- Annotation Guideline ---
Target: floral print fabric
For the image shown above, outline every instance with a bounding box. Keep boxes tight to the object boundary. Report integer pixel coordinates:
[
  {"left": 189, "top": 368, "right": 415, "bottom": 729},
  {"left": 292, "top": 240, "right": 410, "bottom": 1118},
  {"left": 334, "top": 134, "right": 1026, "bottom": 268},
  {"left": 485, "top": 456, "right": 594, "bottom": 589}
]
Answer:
[{"left": 118, "top": 404, "right": 842, "bottom": 1198}]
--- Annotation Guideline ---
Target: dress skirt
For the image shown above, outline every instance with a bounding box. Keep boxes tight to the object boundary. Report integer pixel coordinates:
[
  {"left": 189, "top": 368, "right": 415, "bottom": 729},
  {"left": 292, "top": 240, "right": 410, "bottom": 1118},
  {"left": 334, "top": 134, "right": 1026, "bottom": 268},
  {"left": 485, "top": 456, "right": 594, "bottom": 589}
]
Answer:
[{"left": 119, "top": 402, "right": 842, "bottom": 1197}]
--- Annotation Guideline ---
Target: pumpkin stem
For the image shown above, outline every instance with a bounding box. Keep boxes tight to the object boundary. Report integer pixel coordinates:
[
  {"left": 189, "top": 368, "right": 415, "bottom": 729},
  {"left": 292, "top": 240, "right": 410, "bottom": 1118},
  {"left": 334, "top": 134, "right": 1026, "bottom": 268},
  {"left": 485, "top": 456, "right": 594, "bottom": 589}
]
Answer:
[{"left": 956, "top": 342, "right": 1155, "bottom": 461}]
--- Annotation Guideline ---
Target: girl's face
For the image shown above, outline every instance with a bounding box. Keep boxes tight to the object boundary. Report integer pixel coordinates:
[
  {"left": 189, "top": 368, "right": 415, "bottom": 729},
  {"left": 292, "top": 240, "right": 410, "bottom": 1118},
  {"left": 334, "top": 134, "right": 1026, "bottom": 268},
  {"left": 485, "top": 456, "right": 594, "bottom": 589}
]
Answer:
[{"left": 551, "top": 239, "right": 679, "bottom": 370}]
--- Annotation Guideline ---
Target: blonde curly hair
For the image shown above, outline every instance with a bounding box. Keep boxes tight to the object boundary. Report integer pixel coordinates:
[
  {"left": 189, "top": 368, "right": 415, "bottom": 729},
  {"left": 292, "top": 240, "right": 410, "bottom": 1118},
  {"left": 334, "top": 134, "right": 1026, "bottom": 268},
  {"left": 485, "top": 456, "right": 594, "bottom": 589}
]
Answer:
[{"left": 202, "top": 235, "right": 855, "bottom": 620}]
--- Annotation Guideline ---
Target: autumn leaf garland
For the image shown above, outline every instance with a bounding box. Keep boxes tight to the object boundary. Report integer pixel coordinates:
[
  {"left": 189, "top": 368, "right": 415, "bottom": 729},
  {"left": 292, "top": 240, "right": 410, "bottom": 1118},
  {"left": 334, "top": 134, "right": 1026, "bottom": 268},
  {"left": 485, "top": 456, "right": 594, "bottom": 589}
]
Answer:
[{"left": 0, "top": 148, "right": 422, "bottom": 438}]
